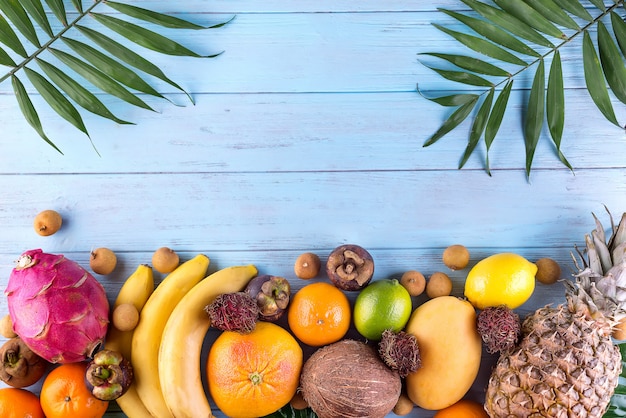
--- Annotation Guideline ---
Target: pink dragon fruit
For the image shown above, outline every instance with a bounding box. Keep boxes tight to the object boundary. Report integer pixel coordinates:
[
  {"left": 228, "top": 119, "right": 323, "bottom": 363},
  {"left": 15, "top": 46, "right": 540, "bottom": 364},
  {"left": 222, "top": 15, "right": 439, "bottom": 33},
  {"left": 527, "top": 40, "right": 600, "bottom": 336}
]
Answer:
[{"left": 4, "top": 249, "right": 110, "bottom": 364}]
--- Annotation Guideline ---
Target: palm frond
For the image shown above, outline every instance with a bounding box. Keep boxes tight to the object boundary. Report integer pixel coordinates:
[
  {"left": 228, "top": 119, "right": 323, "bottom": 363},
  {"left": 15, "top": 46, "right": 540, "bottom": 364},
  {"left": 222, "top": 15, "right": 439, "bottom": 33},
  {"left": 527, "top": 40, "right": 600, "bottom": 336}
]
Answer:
[
  {"left": 422, "top": 0, "right": 626, "bottom": 178},
  {"left": 0, "top": 0, "right": 232, "bottom": 152}
]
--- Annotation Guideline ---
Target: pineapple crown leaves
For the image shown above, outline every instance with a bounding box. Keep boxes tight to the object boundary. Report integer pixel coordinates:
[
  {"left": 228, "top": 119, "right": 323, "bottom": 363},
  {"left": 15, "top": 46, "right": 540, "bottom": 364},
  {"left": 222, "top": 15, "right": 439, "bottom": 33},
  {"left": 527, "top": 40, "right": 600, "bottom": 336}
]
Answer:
[
  {"left": 570, "top": 207, "right": 626, "bottom": 322},
  {"left": 0, "top": 0, "right": 233, "bottom": 154},
  {"left": 420, "top": 0, "right": 626, "bottom": 179}
]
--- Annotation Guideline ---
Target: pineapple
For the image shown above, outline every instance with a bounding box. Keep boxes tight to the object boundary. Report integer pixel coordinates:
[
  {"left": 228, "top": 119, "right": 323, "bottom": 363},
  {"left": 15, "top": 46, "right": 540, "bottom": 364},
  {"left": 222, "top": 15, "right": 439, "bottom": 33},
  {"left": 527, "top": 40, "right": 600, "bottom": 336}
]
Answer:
[{"left": 485, "top": 209, "right": 626, "bottom": 418}]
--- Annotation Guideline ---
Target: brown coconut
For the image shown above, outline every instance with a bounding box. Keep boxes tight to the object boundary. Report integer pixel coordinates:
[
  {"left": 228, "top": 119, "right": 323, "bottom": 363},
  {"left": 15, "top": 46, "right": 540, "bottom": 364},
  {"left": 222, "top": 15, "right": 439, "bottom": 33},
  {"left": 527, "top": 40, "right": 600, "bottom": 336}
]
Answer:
[{"left": 300, "top": 339, "right": 401, "bottom": 418}]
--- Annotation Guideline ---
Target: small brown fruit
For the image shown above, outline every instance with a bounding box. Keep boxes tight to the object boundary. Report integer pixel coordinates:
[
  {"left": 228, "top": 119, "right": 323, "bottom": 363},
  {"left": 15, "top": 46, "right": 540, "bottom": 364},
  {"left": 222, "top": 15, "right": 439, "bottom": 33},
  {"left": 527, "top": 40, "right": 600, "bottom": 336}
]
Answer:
[
  {"left": 33, "top": 209, "right": 62, "bottom": 236},
  {"left": 326, "top": 244, "right": 375, "bottom": 291},
  {"left": 400, "top": 270, "right": 426, "bottom": 297},
  {"left": 0, "top": 315, "right": 16, "bottom": 339},
  {"left": 0, "top": 338, "right": 49, "bottom": 388},
  {"left": 290, "top": 392, "right": 309, "bottom": 410},
  {"left": 294, "top": 252, "right": 321, "bottom": 279},
  {"left": 152, "top": 247, "right": 180, "bottom": 274},
  {"left": 613, "top": 318, "right": 626, "bottom": 340},
  {"left": 426, "top": 272, "right": 452, "bottom": 298},
  {"left": 442, "top": 244, "right": 470, "bottom": 270},
  {"left": 90, "top": 247, "right": 117, "bottom": 275},
  {"left": 535, "top": 257, "right": 561, "bottom": 285},
  {"left": 112, "top": 303, "right": 140, "bottom": 332},
  {"left": 393, "top": 393, "right": 414, "bottom": 416}
]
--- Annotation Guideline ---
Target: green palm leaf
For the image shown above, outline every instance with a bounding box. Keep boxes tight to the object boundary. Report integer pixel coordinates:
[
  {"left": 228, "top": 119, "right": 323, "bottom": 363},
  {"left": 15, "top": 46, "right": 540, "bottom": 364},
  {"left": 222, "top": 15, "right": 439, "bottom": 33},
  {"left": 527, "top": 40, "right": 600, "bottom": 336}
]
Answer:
[
  {"left": 70, "top": 0, "right": 82, "bottom": 13},
  {"left": 440, "top": 8, "right": 541, "bottom": 57},
  {"left": 61, "top": 36, "right": 171, "bottom": 103},
  {"left": 552, "top": 0, "right": 593, "bottom": 21},
  {"left": 49, "top": 47, "right": 155, "bottom": 112},
  {"left": 36, "top": 58, "right": 132, "bottom": 125},
  {"left": 598, "top": 21, "right": 626, "bottom": 105},
  {"left": 0, "top": 0, "right": 231, "bottom": 152},
  {"left": 582, "top": 30, "right": 620, "bottom": 127},
  {"left": 420, "top": 53, "right": 510, "bottom": 77},
  {"left": 522, "top": 0, "right": 580, "bottom": 31},
  {"left": 485, "top": 80, "right": 514, "bottom": 175},
  {"left": 24, "top": 66, "right": 90, "bottom": 137},
  {"left": 20, "top": 0, "right": 53, "bottom": 37},
  {"left": 11, "top": 75, "right": 60, "bottom": 153},
  {"left": 424, "top": 96, "right": 479, "bottom": 147},
  {"left": 524, "top": 59, "right": 545, "bottom": 178},
  {"left": 421, "top": 0, "right": 626, "bottom": 178},
  {"left": 433, "top": 24, "right": 528, "bottom": 66},
  {"left": 0, "top": 14, "right": 27, "bottom": 57},
  {"left": 493, "top": 0, "right": 566, "bottom": 39},
  {"left": 0, "top": 46, "right": 14, "bottom": 66},
  {"left": 546, "top": 51, "right": 572, "bottom": 170},
  {"left": 104, "top": 1, "right": 229, "bottom": 30},
  {"left": 460, "top": 87, "right": 494, "bottom": 169},
  {"left": 75, "top": 24, "right": 192, "bottom": 102},
  {"left": 0, "top": 0, "right": 39, "bottom": 46},
  {"left": 44, "top": 0, "right": 66, "bottom": 26},
  {"left": 90, "top": 12, "right": 222, "bottom": 58}
]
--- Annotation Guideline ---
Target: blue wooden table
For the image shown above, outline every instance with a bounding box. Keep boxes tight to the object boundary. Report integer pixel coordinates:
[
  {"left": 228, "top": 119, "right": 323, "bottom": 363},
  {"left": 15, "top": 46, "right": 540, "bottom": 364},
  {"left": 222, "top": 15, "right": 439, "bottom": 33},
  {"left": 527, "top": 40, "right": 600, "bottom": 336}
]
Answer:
[{"left": 1, "top": 1, "right": 626, "bottom": 417}]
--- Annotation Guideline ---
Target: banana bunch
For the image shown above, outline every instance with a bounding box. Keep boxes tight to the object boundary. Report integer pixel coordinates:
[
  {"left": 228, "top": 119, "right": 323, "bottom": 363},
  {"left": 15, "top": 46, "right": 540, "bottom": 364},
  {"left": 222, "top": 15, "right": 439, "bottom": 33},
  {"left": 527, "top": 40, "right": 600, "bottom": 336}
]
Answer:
[
  {"left": 104, "top": 263, "right": 155, "bottom": 418},
  {"left": 122, "top": 252, "right": 259, "bottom": 418},
  {"left": 159, "top": 264, "right": 258, "bottom": 418},
  {"left": 131, "top": 253, "right": 211, "bottom": 418}
]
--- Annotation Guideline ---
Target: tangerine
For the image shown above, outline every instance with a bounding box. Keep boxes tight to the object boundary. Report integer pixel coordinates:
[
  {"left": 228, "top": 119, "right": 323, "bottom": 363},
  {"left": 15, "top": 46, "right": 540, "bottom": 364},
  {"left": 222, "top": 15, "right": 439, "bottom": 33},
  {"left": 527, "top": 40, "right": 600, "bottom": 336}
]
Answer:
[
  {"left": 0, "top": 387, "right": 45, "bottom": 418},
  {"left": 207, "top": 321, "right": 303, "bottom": 417},
  {"left": 40, "top": 362, "right": 108, "bottom": 418},
  {"left": 433, "top": 399, "right": 488, "bottom": 417},
  {"left": 287, "top": 281, "right": 351, "bottom": 346}
]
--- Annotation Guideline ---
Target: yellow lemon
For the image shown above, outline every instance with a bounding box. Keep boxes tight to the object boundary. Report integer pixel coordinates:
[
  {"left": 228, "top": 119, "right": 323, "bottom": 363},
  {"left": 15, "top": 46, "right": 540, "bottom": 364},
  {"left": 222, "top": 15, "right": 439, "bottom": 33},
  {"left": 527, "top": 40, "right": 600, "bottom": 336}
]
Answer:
[
  {"left": 464, "top": 253, "right": 537, "bottom": 309},
  {"left": 354, "top": 279, "right": 413, "bottom": 341}
]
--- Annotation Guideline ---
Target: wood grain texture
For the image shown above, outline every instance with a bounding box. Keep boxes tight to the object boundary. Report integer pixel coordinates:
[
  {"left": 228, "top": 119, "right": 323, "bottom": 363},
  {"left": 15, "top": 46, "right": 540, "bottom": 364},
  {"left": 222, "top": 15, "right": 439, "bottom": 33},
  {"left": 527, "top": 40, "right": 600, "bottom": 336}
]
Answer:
[{"left": 1, "top": 1, "right": 625, "bottom": 417}]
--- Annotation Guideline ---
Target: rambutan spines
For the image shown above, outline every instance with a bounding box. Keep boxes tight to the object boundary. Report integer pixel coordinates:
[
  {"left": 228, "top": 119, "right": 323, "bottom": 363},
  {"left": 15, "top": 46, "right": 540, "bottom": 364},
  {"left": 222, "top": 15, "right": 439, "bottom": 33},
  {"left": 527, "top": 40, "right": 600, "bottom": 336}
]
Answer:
[
  {"left": 377, "top": 329, "right": 421, "bottom": 378},
  {"left": 477, "top": 305, "right": 521, "bottom": 354},
  {"left": 205, "top": 292, "right": 260, "bottom": 333}
]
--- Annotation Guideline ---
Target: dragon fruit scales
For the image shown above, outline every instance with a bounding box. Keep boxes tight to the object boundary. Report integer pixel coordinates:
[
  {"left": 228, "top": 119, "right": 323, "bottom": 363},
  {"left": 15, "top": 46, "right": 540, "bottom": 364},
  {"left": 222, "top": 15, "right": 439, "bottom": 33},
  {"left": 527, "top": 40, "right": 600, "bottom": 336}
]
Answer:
[{"left": 4, "top": 249, "right": 109, "bottom": 364}]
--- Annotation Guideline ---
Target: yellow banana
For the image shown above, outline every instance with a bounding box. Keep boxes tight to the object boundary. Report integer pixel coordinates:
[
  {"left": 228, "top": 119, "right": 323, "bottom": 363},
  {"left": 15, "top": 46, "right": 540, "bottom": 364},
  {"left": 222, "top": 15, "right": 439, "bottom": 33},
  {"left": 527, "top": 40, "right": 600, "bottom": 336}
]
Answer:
[
  {"left": 132, "top": 254, "right": 211, "bottom": 418},
  {"left": 104, "top": 264, "right": 155, "bottom": 418},
  {"left": 159, "top": 264, "right": 258, "bottom": 418}
]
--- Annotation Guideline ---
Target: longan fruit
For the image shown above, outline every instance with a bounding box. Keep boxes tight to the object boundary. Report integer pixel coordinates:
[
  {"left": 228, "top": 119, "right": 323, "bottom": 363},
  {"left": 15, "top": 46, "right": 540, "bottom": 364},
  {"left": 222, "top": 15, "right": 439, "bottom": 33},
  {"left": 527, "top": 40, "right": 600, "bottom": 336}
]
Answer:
[
  {"left": 613, "top": 318, "right": 626, "bottom": 340},
  {"left": 442, "top": 244, "right": 470, "bottom": 270},
  {"left": 535, "top": 257, "right": 561, "bottom": 285},
  {"left": 426, "top": 271, "right": 452, "bottom": 298},
  {"left": 152, "top": 247, "right": 180, "bottom": 274},
  {"left": 393, "top": 393, "right": 414, "bottom": 416},
  {"left": 33, "top": 209, "right": 62, "bottom": 236},
  {"left": 90, "top": 247, "right": 117, "bottom": 275},
  {"left": 0, "top": 314, "right": 17, "bottom": 338},
  {"left": 294, "top": 252, "right": 321, "bottom": 279},
  {"left": 112, "top": 303, "right": 140, "bottom": 332},
  {"left": 289, "top": 391, "right": 309, "bottom": 410},
  {"left": 400, "top": 270, "right": 426, "bottom": 296}
]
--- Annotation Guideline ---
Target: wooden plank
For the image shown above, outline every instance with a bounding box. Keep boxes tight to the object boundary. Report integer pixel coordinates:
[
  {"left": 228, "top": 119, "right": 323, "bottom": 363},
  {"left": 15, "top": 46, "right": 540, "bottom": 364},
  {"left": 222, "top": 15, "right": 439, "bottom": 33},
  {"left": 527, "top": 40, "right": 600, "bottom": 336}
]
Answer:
[
  {"left": 0, "top": 11, "right": 605, "bottom": 95},
  {"left": 1, "top": 89, "right": 624, "bottom": 173},
  {"left": 0, "top": 170, "right": 623, "bottom": 254}
]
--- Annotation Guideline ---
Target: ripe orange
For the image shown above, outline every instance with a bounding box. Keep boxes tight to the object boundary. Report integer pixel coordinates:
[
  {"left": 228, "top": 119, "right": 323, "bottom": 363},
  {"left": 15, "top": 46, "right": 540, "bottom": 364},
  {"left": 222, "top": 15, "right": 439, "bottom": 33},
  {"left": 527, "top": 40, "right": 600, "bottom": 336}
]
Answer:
[
  {"left": 434, "top": 399, "right": 488, "bottom": 417},
  {"left": 207, "top": 321, "right": 303, "bottom": 417},
  {"left": 287, "top": 281, "right": 351, "bottom": 346},
  {"left": 0, "top": 387, "right": 45, "bottom": 418},
  {"left": 40, "top": 362, "right": 109, "bottom": 418}
]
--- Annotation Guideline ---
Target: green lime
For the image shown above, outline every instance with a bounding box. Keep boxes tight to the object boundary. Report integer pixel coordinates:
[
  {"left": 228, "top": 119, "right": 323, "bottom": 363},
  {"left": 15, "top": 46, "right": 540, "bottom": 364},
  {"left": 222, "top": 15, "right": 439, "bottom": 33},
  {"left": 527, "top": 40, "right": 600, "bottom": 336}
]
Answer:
[{"left": 353, "top": 279, "right": 413, "bottom": 341}]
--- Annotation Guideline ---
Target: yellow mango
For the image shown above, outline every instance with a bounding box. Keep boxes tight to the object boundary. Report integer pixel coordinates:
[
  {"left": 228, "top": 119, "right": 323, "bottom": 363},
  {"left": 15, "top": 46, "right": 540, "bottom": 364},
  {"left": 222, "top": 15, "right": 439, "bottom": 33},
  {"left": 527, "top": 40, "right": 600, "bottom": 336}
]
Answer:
[{"left": 404, "top": 296, "right": 481, "bottom": 410}]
